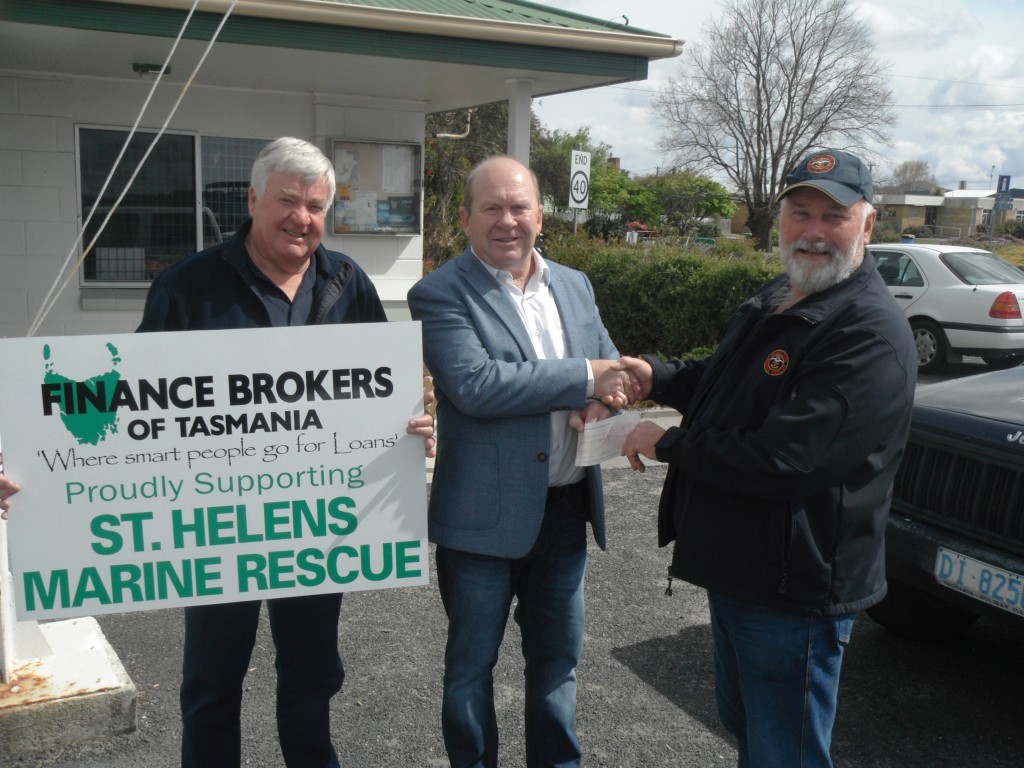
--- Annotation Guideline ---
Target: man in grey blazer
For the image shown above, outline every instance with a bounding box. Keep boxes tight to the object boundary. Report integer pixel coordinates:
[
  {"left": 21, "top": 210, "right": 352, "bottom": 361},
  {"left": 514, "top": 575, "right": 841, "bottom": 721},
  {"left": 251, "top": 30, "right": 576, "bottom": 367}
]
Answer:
[{"left": 408, "top": 156, "right": 629, "bottom": 768}]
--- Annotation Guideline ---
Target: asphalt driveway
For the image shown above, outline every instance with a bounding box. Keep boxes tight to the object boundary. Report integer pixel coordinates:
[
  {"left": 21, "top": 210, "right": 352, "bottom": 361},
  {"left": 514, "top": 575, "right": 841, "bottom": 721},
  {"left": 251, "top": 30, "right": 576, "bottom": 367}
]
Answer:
[{"left": 8, "top": 399, "right": 1024, "bottom": 767}]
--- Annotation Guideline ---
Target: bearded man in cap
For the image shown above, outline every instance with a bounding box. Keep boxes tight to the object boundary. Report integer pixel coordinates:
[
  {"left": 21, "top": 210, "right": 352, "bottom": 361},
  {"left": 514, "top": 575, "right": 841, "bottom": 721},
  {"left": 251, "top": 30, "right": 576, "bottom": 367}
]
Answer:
[{"left": 619, "top": 149, "right": 917, "bottom": 767}]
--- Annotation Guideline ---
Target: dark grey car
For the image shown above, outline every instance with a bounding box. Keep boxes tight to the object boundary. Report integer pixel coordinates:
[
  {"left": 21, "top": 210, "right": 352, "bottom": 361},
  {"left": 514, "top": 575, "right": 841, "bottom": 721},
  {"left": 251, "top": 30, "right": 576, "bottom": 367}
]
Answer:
[{"left": 868, "top": 366, "right": 1024, "bottom": 640}]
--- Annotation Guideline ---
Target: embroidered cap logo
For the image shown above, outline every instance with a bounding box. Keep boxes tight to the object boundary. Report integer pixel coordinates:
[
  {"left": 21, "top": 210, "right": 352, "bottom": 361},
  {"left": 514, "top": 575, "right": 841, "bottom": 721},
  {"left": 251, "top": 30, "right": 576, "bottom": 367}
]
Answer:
[{"left": 806, "top": 154, "right": 837, "bottom": 174}]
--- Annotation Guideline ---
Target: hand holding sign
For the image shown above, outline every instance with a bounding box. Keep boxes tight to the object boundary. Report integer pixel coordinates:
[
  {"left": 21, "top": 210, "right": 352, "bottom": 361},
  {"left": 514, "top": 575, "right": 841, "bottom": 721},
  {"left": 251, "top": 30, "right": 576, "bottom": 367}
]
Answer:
[{"left": 0, "top": 455, "right": 19, "bottom": 520}]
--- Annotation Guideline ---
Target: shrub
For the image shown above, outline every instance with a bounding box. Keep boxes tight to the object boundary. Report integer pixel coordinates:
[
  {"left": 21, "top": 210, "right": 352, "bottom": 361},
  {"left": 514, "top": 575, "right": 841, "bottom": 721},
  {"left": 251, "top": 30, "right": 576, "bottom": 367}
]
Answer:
[
  {"left": 871, "top": 226, "right": 900, "bottom": 244},
  {"left": 544, "top": 236, "right": 781, "bottom": 358},
  {"left": 695, "top": 220, "right": 721, "bottom": 239},
  {"left": 540, "top": 216, "right": 574, "bottom": 240},
  {"left": 997, "top": 220, "right": 1024, "bottom": 240},
  {"left": 708, "top": 237, "right": 760, "bottom": 260}
]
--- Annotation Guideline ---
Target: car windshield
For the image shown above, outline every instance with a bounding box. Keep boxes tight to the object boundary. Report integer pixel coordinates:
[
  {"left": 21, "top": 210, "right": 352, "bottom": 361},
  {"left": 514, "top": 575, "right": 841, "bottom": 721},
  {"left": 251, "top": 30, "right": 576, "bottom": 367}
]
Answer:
[{"left": 940, "top": 251, "right": 1024, "bottom": 285}]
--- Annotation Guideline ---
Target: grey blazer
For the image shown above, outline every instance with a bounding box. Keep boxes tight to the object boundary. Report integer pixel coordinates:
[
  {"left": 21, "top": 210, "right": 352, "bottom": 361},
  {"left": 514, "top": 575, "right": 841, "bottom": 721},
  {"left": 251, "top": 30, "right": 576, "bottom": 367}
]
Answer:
[{"left": 407, "top": 248, "right": 619, "bottom": 558}]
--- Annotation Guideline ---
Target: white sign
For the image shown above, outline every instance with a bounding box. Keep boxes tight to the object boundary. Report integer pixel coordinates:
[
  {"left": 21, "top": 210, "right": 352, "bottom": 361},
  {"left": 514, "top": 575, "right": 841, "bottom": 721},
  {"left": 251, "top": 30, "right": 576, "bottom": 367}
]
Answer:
[
  {"left": 568, "top": 150, "right": 591, "bottom": 210},
  {"left": 0, "top": 323, "right": 429, "bottom": 620}
]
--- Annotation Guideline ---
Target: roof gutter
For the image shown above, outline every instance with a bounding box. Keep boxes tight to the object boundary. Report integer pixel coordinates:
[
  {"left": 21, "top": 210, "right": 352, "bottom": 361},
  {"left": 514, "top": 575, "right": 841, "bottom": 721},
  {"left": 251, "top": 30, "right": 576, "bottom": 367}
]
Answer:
[{"left": 96, "top": 0, "right": 684, "bottom": 60}]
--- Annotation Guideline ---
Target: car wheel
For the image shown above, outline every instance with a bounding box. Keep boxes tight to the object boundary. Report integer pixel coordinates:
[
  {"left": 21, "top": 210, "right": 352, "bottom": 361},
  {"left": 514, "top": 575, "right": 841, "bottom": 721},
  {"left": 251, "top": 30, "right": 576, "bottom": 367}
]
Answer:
[
  {"left": 981, "top": 354, "right": 1024, "bottom": 370},
  {"left": 866, "top": 579, "right": 980, "bottom": 641},
  {"left": 910, "top": 319, "right": 946, "bottom": 373}
]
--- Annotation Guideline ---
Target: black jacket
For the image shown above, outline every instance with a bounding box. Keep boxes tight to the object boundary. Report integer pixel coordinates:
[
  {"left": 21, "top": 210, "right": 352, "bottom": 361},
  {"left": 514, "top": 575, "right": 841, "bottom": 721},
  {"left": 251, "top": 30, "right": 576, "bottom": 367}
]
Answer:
[
  {"left": 647, "top": 255, "right": 917, "bottom": 616},
  {"left": 137, "top": 219, "right": 386, "bottom": 332}
]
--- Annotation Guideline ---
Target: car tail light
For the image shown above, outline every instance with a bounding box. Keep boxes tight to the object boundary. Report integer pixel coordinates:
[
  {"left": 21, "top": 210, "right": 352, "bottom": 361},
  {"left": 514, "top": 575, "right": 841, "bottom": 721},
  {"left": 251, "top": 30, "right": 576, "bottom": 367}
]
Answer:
[{"left": 989, "top": 291, "right": 1023, "bottom": 319}]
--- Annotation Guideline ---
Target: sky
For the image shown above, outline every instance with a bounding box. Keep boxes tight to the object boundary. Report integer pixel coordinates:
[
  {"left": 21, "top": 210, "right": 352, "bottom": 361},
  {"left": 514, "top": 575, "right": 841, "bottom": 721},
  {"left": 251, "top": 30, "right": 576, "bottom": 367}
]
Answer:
[{"left": 532, "top": 0, "right": 1024, "bottom": 192}]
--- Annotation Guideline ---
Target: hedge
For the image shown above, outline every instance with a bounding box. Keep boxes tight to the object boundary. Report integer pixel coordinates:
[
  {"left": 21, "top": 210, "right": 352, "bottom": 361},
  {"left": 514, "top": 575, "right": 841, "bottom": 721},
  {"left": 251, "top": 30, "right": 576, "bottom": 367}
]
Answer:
[{"left": 544, "top": 236, "right": 782, "bottom": 359}]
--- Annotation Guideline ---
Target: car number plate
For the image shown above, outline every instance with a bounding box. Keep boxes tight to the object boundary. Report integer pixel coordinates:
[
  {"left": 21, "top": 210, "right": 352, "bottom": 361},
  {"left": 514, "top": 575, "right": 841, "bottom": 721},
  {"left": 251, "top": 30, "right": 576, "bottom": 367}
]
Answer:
[{"left": 934, "top": 548, "right": 1024, "bottom": 617}]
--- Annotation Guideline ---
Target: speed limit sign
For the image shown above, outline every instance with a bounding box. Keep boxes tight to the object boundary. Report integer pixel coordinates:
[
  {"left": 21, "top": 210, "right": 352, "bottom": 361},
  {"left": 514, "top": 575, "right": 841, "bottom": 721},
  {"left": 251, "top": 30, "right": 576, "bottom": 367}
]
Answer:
[{"left": 568, "top": 150, "right": 591, "bottom": 210}]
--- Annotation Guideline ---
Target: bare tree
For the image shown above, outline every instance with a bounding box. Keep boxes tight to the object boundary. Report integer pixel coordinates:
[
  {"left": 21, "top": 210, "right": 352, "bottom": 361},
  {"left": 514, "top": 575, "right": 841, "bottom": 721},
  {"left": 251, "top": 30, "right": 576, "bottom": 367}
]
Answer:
[
  {"left": 876, "top": 160, "right": 941, "bottom": 194},
  {"left": 655, "top": 0, "right": 896, "bottom": 249}
]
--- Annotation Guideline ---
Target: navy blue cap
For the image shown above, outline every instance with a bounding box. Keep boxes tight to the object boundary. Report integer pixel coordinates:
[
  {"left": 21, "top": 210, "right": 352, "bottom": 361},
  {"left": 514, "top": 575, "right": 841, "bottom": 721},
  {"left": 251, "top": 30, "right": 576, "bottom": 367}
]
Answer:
[{"left": 777, "top": 149, "right": 872, "bottom": 205}]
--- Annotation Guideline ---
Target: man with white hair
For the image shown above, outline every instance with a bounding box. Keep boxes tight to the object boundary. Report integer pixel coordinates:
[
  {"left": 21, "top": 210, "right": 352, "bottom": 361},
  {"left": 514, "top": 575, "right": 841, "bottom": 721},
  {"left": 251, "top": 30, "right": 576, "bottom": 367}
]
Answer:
[
  {"left": 138, "top": 136, "right": 434, "bottom": 768},
  {"left": 621, "top": 149, "right": 917, "bottom": 768}
]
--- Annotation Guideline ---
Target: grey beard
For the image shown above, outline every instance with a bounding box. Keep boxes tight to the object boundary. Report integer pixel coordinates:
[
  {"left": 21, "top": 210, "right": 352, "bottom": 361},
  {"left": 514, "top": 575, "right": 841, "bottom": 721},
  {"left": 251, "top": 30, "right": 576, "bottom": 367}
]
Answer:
[{"left": 780, "top": 237, "right": 859, "bottom": 295}]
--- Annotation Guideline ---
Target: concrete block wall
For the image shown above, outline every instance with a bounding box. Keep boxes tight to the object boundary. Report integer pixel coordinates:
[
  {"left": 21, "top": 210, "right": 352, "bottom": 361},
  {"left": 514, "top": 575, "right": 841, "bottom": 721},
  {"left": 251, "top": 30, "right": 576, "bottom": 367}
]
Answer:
[
  {"left": 935, "top": 204, "right": 983, "bottom": 236},
  {"left": 0, "top": 75, "right": 86, "bottom": 338},
  {"left": 0, "top": 72, "right": 426, "bottom": 337}
]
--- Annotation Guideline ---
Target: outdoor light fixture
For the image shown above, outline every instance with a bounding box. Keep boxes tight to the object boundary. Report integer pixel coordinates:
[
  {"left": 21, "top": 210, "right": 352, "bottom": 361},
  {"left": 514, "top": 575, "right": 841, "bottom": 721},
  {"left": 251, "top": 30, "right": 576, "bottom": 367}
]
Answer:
[{"left": 132, "top": 62, "right": 170, "bottom": 76}]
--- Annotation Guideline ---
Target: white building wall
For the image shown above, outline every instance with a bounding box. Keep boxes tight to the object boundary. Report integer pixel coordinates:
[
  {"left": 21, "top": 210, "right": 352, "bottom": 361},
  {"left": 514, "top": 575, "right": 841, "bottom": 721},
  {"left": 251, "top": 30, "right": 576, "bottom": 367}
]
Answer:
[{"left": 0, "top": 71, "right": 425, "bottom": 338}]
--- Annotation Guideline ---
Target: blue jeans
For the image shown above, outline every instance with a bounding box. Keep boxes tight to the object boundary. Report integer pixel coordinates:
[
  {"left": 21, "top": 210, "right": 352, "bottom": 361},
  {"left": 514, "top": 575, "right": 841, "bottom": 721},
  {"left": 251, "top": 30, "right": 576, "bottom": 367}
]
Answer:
[
  {"left": 707, "top": 591, "right": 855, "bottom": 768},
  {"left": 436, "top": 481, "right": 589, "bottom": 768},
  {"left": 180, "top": 593, "right": 345, "bottom": 768}
]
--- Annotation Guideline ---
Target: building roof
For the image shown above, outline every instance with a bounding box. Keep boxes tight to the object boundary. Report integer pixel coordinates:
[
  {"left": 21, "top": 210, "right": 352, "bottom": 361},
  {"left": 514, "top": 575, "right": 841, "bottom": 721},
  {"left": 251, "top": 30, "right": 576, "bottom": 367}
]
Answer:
[
  {"left": 877, "top": 194, "right": 945, "bottom": 206},
  {"left": 302, "top": 0, "right": 660, "bottom": 35},
  {"left": 945, "top": 189, "right": 996, "bottom": 198},
  {"left": 0, "top": 0, "right": 682, "bottom": 112}
]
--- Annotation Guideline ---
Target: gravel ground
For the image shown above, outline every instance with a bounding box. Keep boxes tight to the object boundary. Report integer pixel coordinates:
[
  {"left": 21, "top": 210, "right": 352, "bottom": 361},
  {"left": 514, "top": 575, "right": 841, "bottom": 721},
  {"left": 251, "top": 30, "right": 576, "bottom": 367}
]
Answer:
[
  {"left": 4, "top": 463, "right": 732, "bottom": 767},
  {"left": 7, "top": 455, "right": 1024, "bottom": 767}
]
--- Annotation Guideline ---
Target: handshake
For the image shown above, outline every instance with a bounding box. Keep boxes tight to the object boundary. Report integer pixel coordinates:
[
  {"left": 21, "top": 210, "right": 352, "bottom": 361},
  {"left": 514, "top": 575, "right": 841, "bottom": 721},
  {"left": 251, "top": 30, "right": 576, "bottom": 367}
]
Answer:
[
  {"left": 583, "top": 356, "right": 653, "bottom": 418},
  {"left": 579, "top": 357, "right": 667, "bottom": 473}
]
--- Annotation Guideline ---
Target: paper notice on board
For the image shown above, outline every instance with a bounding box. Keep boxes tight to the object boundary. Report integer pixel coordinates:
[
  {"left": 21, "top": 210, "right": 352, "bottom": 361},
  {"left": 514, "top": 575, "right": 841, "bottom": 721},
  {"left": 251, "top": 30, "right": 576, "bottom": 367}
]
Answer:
[
  {"left": 574, "top": 410, "right": 641, "bottom": 466},
  {"left": 354, "top": 193, "right": 379, "bottom": 226},
  {"left": 382, "top": 144, "right": 416, "bottom": 194}
]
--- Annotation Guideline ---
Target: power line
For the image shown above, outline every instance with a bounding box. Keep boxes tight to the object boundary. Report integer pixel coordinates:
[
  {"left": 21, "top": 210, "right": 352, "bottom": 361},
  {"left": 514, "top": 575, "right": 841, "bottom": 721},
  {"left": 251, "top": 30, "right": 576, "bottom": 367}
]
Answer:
[
  {"left": 895, "top": 102, "right": 1024, "bottom": 109},
  {"left": 576, "top": 82, "right": 1024, "bottom": 110},
  {"left": 636, "top": 68, "right": 1024, "bottom": 91},
  {"left": 892, "top": 73, "right": 1024, "bottom": 91}
]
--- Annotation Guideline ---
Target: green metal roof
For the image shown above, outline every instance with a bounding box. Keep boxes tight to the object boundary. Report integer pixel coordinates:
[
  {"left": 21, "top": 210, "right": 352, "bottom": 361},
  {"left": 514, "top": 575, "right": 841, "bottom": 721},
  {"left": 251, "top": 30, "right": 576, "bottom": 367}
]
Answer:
[
  {"left": 3, "top": 0, "right": 671, "bottom": 79},
  {"left": 319, "top": 0, "right": 663, "bottom": 37}
]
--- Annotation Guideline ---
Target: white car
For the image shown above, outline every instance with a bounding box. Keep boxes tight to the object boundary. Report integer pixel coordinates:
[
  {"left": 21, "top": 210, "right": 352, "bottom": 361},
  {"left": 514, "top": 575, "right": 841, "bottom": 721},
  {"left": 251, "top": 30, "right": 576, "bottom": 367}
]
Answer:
[{"left": 866, "top": 243, "right": 1024, "bottom": 372}]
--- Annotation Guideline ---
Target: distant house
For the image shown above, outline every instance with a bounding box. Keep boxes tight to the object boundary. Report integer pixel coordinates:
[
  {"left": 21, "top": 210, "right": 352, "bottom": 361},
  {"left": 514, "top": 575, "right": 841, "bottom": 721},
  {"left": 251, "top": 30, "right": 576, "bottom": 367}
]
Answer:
[
  {"left": 0, "top": 0, "right": 681, "bottom": 335},
  {"left": 876, "top": 187, "right": 1024, "bottom": 239},
  {"left": 873, "top": 193, "right": 945, "bottom": 236},
  {"left": 728, "top": 200, "right": 751, "bottom": 238},
  {"left": 727, "top": 187, "right": 1024, "bottom": 241}
]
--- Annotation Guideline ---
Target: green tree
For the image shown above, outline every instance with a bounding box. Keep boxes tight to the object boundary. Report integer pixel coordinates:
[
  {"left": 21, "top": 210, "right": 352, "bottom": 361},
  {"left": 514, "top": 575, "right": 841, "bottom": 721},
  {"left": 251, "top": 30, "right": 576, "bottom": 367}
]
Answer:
[
  {"left": 586, "top": 167, "right": 660, "bottom": 237},
  {"left": 530, "top": 125, "right": 612, "bottom": 212},
  {"left": 423, "top": 103, "right": 510, "bottom": 266},
  {"left": 424, "top": 109, "right": 687, "bottom": 259},
  {"left": 531, "top": 125, "right": 663, "bottom": 240},
  {"left": 424, "top": 109, "right": 609, "bottom": 264},
  {"left": 646, "top": 171, "right": 735, "bottom": 236}
]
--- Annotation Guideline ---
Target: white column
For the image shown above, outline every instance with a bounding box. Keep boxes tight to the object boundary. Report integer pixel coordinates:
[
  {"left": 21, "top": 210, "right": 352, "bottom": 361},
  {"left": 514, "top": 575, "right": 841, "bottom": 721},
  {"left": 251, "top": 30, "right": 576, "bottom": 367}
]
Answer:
[
  {"left": 1, "top": 496, "right": 54, "bottom": 684},
  {"left": 0, "top": 455, "right": 136, "bottom": 757},
  {"left": 506, "top": 78, "right": 534, "bottom": 164},
  {"left": 0, "top": 447, "right": 51, "bottom": 681}
]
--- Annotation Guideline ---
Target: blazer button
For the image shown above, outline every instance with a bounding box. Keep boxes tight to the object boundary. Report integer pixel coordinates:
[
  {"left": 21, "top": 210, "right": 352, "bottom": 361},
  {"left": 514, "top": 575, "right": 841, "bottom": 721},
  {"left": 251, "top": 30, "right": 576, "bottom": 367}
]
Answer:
[{"left": 537, "top": 452, "right": 548, "bottom": 462}]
